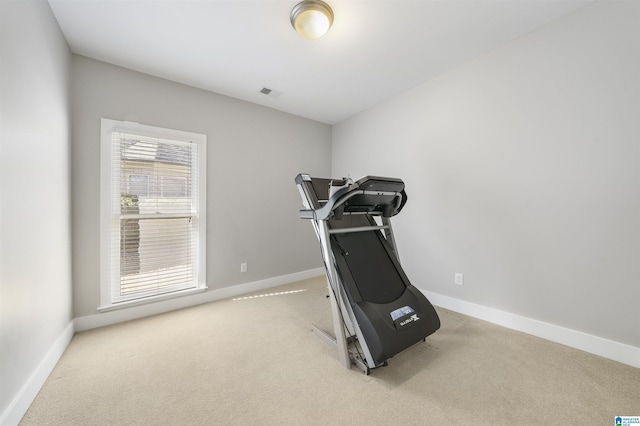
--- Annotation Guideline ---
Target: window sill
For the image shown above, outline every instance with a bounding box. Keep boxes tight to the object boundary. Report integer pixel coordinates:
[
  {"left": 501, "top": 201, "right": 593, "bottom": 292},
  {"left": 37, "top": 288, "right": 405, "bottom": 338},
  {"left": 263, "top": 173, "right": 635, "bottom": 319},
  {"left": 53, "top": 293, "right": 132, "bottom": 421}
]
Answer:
[{"left": 98, "top": 286, "right": 208, "bottom": 313}]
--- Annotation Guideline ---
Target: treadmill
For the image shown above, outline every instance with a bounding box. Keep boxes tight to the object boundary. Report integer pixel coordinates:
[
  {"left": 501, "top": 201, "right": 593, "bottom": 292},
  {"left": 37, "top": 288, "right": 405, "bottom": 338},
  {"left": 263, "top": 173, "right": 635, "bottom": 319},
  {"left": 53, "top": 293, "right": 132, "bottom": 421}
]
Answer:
[{"left": 295, "top": 174, "right": 440, "bottom": 374}]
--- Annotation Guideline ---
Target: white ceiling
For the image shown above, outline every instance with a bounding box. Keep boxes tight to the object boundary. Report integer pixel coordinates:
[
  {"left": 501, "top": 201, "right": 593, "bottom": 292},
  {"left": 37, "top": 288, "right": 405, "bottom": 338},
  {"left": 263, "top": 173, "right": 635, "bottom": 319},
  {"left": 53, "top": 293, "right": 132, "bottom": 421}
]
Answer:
[{"left": 48, "top": 0, "right": 593, "bottom": 124}]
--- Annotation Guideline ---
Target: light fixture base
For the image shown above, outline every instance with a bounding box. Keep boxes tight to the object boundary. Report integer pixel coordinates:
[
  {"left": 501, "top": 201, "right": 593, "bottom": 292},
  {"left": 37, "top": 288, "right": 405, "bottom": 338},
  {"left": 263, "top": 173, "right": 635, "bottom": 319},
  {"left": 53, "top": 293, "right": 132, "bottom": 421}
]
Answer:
[{"left": 290, "top": 0, "right": 334, "bottom": 39}]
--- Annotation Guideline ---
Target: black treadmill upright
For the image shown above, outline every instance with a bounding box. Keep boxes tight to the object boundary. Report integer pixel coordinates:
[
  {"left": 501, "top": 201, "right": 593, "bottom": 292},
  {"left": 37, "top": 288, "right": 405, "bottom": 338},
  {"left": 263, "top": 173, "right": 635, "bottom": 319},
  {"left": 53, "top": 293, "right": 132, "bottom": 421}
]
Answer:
[{"left": 295, "top": 173, "right": 440, "bottom": 374}]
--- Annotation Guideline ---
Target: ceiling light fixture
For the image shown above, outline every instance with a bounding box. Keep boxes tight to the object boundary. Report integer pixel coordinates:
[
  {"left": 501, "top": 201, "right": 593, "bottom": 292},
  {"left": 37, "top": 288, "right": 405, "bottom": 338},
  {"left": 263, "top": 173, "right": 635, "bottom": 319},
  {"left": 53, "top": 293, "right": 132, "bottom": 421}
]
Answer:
[{"left": 290, "top": 0, "right": 334, "bottom": 40}]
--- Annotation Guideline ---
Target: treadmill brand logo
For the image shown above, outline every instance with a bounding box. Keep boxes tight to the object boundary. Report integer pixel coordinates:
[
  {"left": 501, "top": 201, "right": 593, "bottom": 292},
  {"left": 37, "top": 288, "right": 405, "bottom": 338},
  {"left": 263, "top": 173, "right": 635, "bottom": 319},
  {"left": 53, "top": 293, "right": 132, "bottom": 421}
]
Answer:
[
  {"left": 399, "top": 314, "right": 420, "bottom": 327},
  {"left": 391, "top": 306, "right": 420, "bottom": 330}
]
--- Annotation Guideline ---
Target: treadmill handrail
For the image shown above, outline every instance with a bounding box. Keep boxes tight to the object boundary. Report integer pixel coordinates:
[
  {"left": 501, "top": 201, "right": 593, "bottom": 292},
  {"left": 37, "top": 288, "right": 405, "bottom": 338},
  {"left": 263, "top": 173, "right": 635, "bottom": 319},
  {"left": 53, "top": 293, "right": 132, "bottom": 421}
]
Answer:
[
  {"left": 302, "top": 188, "right": 403, "bottom": 221},
  {"left": 328, "top": 224, "right": 390, "bottom": 234},
  {"left": 295, "top": 173, "right": 407, "bottom": 220}
]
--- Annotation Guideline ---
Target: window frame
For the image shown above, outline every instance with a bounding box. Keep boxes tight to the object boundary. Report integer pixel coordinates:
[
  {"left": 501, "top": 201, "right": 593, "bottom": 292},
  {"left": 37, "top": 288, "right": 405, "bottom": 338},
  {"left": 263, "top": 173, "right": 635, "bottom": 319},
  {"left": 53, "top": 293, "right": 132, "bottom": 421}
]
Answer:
[{"left": 99, "top": 118, "right": 207, "bottom": 312}]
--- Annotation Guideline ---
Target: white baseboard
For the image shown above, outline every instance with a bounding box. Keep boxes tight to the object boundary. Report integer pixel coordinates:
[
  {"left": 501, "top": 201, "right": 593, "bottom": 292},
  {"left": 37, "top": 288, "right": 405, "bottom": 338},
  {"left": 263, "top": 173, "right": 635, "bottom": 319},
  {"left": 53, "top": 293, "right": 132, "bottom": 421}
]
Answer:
[
  {"left": 74, "top": 267, "right": 325, "bottom": 332},
  {"left": 422, "top": 289, "right": 640, "bottom": 369},
  {"left": 0, "top": 322, "right": 74, "bottom": 426}
]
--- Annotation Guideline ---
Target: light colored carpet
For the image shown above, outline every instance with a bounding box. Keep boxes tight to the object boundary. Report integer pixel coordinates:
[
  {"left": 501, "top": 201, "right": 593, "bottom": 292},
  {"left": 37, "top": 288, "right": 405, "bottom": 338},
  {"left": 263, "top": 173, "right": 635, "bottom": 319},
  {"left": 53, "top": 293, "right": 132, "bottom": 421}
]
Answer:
[{"left": 21, "top": 276, "right": 640, "bottom": 425}]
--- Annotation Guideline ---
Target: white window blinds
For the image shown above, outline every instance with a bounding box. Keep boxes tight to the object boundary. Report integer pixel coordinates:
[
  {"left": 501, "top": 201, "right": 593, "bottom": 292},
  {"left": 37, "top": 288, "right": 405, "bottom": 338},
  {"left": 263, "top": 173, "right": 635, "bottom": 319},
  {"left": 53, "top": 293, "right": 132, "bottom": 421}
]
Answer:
[{"left": 100, "top": 119, "right": 206, "bottom": 310}]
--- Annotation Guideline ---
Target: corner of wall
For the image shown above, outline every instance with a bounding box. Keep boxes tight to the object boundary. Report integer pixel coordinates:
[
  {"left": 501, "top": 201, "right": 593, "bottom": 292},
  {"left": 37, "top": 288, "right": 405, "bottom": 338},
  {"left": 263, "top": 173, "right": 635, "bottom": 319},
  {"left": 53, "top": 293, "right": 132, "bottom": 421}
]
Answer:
[{"left": 0, "top": 322, "right": 74, "bottom": 426}]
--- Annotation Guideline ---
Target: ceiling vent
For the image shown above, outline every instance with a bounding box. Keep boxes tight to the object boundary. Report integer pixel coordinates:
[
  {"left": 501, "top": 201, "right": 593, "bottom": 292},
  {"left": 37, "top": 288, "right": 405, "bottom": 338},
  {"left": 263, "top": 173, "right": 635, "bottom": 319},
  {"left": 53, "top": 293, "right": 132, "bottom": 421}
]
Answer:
[{"left": 260, "top": 87, "right": 284, "bottom": 99}]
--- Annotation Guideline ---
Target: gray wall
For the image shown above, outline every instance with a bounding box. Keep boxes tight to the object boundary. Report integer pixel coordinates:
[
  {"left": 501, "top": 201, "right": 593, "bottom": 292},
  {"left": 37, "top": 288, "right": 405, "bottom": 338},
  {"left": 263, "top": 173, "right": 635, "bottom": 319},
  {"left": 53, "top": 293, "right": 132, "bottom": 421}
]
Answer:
[
  {"left": 332, "top": 0, "right": 639, "bottom": 347},
  {"left": 0, "top": 0, "right": 73, "bottom": 417},
  {"left": 72, "top": 56, "right": 331, "bottom": 318}
]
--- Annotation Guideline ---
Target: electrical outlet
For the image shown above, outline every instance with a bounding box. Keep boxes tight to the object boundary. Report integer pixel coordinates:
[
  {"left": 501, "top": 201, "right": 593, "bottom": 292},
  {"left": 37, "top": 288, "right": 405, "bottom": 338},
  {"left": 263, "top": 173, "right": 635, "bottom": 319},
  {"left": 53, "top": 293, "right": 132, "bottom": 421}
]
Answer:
[
  {"left": 240, "top": 263, "right": 247, "bottom": 273},
  {"left": 454, "top": 273, "right": 464, "bottom": 286}
]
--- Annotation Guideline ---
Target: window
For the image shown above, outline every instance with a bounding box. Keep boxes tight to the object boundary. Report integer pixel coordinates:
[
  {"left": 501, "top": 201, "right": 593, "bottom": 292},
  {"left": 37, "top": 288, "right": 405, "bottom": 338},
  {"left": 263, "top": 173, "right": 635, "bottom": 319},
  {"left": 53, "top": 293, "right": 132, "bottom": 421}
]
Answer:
[{"left": 100, "top": 119, "right": 206, "bottom": 311}]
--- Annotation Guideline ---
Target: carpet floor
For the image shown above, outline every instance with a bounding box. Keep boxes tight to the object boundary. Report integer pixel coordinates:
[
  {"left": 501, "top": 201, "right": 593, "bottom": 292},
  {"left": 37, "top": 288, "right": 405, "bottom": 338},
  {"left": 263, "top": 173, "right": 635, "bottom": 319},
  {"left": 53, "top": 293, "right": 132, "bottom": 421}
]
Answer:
[{"left": 21, "top": 276, "right": 640, "bottom": 425}]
